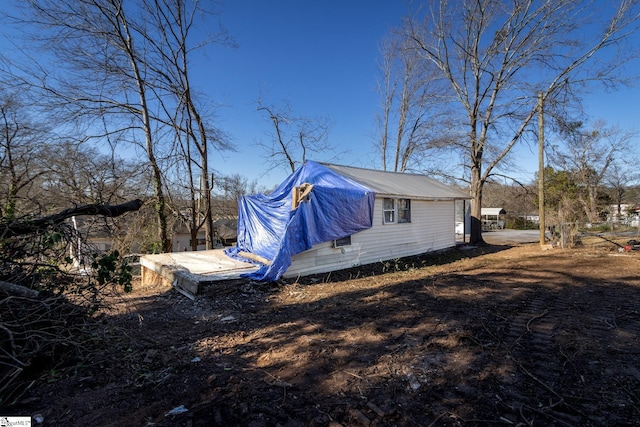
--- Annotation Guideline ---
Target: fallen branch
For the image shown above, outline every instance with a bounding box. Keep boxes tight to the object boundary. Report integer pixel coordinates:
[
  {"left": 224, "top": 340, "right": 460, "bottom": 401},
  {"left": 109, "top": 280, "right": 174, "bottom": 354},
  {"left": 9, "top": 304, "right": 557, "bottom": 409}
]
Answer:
[
  {"left": 0, "top": 199, "right": 143, "bottom": 238},
  {"left": 511, "top": 354, "right": 588, "bottom": 420},
  {"left": 428, "top": 411, "right": 449, "bottom": 427},
  {"left": 526, "top": 309, "right": 549, "bottom": 333},
  {"left": 0, "top": 294, "right": 89, "bottom": 405},
  {"left": 516, "top": 358, "right": 564, "bottom": 405},
  {"left": 0, "top": 281, "right": 40, "bottom": 298},
  {"left": 618, "top": 382, "right": 640, "bottom": 415},
  {"left": 521, "top": 404, "right": 575, "bottom": 427}
]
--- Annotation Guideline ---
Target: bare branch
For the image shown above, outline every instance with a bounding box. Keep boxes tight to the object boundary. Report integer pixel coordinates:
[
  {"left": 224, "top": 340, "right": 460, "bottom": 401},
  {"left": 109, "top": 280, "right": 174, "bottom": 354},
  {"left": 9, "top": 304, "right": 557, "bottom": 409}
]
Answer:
[{"left": 1, "top": 199, "right": 143, "bottom": 238}]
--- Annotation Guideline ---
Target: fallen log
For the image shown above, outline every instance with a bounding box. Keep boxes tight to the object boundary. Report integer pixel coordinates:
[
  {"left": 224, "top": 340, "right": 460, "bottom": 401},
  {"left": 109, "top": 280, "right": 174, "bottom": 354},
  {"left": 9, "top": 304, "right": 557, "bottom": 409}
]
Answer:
[
  {"left": 0, "top": 281, "right": 39, "bottom": 298},
  {"left": 0, "top": 199, "right": 143, "bottom": 238}
]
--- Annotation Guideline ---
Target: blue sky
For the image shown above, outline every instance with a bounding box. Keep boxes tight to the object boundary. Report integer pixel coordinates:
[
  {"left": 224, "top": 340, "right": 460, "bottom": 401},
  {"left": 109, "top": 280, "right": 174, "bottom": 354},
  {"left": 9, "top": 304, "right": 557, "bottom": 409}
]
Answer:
[
  {"left": 198, "top": 1, "right": 409, "bottom": 188},
  {"left": 197, "top": 0, "right": 640, "bottom": 190},
  {"left": 2, "top": 1, "right": 637, "bottom": 190}
]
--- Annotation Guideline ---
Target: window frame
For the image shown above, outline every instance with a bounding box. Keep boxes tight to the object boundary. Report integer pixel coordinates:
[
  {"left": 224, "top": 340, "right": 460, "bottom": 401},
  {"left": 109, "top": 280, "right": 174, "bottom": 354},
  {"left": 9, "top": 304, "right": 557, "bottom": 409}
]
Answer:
[
  {"left": 397, "top": 198, "right": 411, "bottom": 223},
  {"left": 383, "top": 198, "right": 396, "bottom": 224},
  {"left": 383, "top": 197, "right": 411, "bottom": 224},
  {"left": 333, "top": 235, "right": 352, "bottom": 248}
]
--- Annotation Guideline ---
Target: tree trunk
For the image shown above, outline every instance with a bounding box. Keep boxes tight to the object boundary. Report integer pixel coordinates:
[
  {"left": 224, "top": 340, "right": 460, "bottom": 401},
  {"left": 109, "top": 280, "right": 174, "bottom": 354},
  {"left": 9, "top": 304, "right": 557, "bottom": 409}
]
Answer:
[
  {"left": 470, "top": 165, "right": 485, "bottom": 245},
  {"left": 117, "top": 7, "right": 170, "bottom": 253},
  {"left": 192, "top": 105, "right": 214, "bottom": 250},
  {"left": 152, "top": 165, "right": 170, "bottom": 252}
]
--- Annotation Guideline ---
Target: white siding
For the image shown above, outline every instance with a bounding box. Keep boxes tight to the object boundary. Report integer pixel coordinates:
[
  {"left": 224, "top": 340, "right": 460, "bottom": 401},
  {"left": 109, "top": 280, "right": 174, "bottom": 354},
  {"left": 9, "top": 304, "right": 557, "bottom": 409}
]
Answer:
[{"left": 284, "top": 198, "right": 456, "bottom": 278}]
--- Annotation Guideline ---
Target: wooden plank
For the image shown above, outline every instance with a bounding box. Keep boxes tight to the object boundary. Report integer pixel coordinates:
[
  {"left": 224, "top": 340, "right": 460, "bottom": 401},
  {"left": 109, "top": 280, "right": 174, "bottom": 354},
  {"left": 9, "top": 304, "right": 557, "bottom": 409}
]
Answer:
[{"left": 238, "top": 251, "right": 272, "bottom": 265}]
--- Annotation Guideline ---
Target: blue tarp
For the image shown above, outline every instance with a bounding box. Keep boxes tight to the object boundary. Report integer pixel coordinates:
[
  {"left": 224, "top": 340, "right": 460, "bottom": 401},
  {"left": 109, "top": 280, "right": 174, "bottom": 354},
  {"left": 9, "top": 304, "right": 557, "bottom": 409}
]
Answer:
[{"left": 225, "top": 161, "right": 375, "bottom": 281}]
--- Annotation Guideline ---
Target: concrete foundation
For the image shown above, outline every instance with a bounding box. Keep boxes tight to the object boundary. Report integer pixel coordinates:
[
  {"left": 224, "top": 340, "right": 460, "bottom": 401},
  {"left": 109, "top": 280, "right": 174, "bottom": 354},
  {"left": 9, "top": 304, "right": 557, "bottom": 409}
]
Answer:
[{"left": 139, "top": 249, "right": 258, "bottom": 297}]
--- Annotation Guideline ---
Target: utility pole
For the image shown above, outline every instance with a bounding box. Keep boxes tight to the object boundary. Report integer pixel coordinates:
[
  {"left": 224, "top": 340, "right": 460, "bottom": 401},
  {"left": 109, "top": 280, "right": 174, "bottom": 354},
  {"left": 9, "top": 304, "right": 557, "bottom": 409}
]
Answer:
[{"left": 538, "top": 92, "right": 545, "bottom": 246}]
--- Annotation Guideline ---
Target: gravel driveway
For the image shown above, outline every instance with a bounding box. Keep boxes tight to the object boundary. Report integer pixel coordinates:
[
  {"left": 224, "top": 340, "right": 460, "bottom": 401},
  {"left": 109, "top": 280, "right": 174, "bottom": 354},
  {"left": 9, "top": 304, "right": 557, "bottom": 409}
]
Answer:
[{"left": 482, "top": 229, "right": 541, "bottom": 244}]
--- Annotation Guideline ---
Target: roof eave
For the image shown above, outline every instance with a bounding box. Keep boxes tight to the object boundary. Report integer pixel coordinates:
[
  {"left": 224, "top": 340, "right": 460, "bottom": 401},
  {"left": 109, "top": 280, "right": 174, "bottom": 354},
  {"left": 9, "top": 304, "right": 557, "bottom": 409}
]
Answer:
[{"left": 375, "top": 193, "right": 471, "bottom": 201}]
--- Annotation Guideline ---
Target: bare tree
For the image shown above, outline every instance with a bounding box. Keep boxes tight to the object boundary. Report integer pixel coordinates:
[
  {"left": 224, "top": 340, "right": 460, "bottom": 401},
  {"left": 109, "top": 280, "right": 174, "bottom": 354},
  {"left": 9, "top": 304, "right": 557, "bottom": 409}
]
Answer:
[
  {"left": 10, "top": 0, "right": 230, "bottom": 253},
  {"left": 605, "top": 161, "right": 640, "bottom": 220},
  {"left": 0, "top": 93, "right": 52, "bottom": 219},
  {"left": 213, "top": 173, "right": 249, "bottom": 218},
  {"left": 401, "top": 0, "right": 640, "bottom": 243},
  {"left": 376, "top": 32, "right": 452, "bottom": 173},
  {"left": 550, "top": 120, "right": 634, "bottom": 222},
  {"left": 0, "top": 109, "right": 48, "bottom": 247},
  {"left": 10, "top": 0, "right": 171, "bottom": 251},
  {"left": 140, "top": 0, "right": 233, "bottom": 250},
  {"left": 483, "top": 178, "right": 537, "bottom": 221},
  {"left": 45, "top": 141, "right": 144, "bottom": 205},
  {"left": 257, "top": 99, "right": 334, "bottom": 174}
]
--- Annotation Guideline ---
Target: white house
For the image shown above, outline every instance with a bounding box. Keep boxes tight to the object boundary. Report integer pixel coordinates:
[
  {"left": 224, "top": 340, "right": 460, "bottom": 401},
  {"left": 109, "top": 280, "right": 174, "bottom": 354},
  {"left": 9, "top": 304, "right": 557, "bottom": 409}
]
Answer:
[
  {"left": 285, "top": 163, "right": 470, "bottom": 278},
  {"left": 140, "top": 161, "right": 471, "bottom": 293},
  {"left": 227, "top": 161, "right": 471, "bottom": 281}
]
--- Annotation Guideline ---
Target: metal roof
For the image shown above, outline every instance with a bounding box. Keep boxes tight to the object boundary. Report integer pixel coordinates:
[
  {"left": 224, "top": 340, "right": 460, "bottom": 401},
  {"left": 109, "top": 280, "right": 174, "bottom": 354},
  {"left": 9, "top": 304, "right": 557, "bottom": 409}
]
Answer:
[
  {"left": 481, "top": 208, "right": 506, "bottom": 216},
  {"left": 322, "top": 163, "right": 470, "bottom": 200}
]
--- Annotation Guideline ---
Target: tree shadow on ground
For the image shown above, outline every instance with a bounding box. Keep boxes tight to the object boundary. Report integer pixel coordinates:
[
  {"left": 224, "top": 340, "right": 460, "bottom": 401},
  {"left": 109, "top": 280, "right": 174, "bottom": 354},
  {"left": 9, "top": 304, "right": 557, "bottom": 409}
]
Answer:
[{"left": 10, "top": 245, "right": 640, "bottom": 427}]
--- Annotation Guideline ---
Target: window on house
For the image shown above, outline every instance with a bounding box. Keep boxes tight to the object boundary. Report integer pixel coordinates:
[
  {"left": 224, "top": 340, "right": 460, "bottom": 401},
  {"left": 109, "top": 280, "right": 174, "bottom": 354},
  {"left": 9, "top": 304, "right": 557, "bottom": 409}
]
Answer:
[
  {"left": 383, "top": 197, "right": 411, "bottom": 224},
  {"left": 398, "top": 199, "right": 411, "bottom": 223},
  {"left": 383, "top": 198, "right": 395, "bottom": 223},
  {"left": 333, "top": 235, "right": 352, "bottom": 248}
]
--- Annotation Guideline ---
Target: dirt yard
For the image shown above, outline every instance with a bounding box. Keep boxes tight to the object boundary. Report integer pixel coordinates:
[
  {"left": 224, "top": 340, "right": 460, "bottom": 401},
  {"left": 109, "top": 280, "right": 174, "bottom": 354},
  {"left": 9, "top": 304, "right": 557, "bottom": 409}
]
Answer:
[{"left": 10, "top": 237, "right": 640, "bottom": 426}]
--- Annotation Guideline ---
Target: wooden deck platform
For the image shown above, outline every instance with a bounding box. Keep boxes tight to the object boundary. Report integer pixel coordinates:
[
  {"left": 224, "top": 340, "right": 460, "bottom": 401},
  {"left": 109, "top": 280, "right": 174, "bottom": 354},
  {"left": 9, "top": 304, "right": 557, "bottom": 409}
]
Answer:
[{"left": 139, "top": 249, "right": 259, "bottom": 297}]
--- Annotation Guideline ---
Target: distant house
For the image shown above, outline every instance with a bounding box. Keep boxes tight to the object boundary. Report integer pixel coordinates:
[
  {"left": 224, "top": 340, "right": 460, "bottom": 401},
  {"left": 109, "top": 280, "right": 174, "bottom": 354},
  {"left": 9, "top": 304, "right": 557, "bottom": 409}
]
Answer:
[
  {"left": 171, "top": 218, "right": 237, "bottom": 251},
  {"left": 607, "top": 204, "right": 631, "bottom": 221},
  {"left": 481, "top": 208, "right": 506, "bottom": 230},
  {"left": 227, "top": 161, "right": 470, "bottom": 281},
  {"left": 518, "top": 214, "right": 540, "bottom": 224}
]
